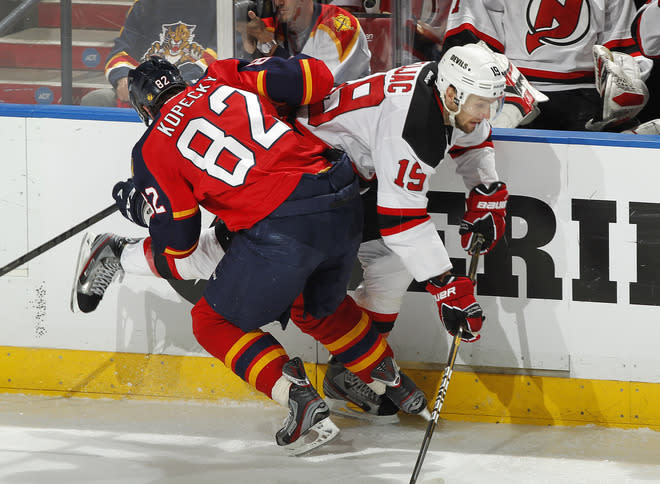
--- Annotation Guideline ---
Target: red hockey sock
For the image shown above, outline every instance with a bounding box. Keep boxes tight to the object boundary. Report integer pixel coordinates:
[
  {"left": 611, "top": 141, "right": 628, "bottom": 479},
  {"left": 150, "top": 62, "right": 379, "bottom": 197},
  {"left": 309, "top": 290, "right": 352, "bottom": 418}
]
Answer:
[
  {"left": 143, "top": 236, "right": 183, "bottom": 279},
  {"left": 290, "top": 294, "right": 393, "bottom": 383},
  {"left": 191, "top": 297, "right": 289, "bottom": 399},
  {"left": 361, "top": 308, "right": 397, "bottom": 336}
]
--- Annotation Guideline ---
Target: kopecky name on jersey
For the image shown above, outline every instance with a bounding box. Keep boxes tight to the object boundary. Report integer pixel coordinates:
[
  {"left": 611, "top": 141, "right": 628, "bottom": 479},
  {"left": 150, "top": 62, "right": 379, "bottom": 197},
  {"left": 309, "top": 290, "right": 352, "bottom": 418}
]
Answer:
[
  {"left": 385, "top": 62, "right": 427, "bottom": 95},
  {"left": 156, "top": 76, "right": 217, "bottom": 137},
  {"left": 477, "top": 200, "right": 507, "bottom": 210}
]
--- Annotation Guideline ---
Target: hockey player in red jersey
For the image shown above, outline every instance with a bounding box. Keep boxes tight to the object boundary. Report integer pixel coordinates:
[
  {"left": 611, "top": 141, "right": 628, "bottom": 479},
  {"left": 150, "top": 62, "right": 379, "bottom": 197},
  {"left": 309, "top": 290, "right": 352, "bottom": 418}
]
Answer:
[
  {"left": 76, "top": 54, "right": 429, "bottom": 455},
  {"left": 443, "top": 0, "right": 653, "bottom": 132}
]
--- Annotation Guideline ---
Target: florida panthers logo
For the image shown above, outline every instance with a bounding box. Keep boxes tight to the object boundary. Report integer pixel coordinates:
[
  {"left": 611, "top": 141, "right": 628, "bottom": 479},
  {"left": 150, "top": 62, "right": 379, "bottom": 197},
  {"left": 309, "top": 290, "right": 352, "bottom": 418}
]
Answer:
[
  {"left": 333, "top": 14, "right": 355, "bottom": 32},
  {"left": 145, "top": 21, "right": 206, "bottom": 65},
  {"left": 525, "top": 0, "right": 591, "bottom": 54}
]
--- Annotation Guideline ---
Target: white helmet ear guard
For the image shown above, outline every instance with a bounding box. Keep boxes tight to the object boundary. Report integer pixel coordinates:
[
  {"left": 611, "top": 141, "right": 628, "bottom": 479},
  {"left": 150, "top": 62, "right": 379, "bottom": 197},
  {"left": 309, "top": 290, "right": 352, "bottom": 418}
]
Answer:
[{"left": 436, "top": 43, "right": 506, "bottom": 126}]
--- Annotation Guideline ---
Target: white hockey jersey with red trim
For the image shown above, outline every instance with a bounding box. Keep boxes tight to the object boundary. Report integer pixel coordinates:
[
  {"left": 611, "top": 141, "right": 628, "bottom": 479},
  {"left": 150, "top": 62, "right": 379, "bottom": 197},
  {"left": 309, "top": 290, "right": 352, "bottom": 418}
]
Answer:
[
  {"left": 633, "top": 0, "right": 660, "bottom": 59},
  {"left": 443, "top": 0, "right": 652, "bottom": 92},
  {"left": 298, "top": 61, "right": 499, "bottom": 281}
]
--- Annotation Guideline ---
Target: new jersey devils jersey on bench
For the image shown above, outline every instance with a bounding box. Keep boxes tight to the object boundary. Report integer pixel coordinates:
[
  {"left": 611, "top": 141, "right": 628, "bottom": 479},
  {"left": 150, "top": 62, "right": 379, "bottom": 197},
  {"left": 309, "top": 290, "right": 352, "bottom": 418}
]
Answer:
[
  {"left": 633, "top": 0, "right": 660, "bottom": 59},
  {"left": 443, "top": 0, "right": 652, "bottom": 92},
  {"left": 264, "top": 2, "right": 371, "bottom": 84},
  {"left": 297, "top": 61, "right": 500, "bottom": 282},
  {"left": 131, "top": 56, "right": 334, "bottom": 258}
]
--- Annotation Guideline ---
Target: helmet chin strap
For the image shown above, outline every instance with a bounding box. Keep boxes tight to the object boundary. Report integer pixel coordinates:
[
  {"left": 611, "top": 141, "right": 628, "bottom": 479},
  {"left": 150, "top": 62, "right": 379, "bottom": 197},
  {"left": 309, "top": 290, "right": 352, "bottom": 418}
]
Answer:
[{"left": 440, "top": 89, "right": 462, "bottom": 128}]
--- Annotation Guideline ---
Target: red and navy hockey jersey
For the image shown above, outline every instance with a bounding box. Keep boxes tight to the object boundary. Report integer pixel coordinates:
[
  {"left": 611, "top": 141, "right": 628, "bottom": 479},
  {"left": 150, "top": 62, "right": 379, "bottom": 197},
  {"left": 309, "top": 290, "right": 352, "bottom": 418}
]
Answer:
[{"left": 131, "top": 55, "right": 335, "bottom": 259}]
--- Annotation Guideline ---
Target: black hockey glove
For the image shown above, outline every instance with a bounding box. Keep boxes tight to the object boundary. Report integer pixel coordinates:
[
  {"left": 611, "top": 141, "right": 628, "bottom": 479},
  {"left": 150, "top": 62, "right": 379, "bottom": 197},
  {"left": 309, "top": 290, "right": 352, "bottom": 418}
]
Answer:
[{"left": 112, "top": 178, "right": 153, "bottom": 228}]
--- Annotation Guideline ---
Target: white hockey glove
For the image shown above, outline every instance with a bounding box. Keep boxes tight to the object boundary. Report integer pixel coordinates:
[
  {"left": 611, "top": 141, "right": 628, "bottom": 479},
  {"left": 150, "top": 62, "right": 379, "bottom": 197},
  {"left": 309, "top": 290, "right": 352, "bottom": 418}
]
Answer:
[
  {"left": 475, "top": 42, "right": 549, "bottom": 128},
  {"left": 586, "top": 45, "right": 649, "bottom": 131},
  {"left": 622, "top": 119, "right": 660, "bottom": 135}
]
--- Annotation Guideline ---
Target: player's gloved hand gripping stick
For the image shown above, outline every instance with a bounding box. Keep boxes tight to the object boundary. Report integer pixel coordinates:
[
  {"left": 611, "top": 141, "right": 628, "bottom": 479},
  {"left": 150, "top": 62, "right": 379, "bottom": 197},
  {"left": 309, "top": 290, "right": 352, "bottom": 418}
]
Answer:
[{"left": 409, "top": 234, "right": 485, "bottom": 484}]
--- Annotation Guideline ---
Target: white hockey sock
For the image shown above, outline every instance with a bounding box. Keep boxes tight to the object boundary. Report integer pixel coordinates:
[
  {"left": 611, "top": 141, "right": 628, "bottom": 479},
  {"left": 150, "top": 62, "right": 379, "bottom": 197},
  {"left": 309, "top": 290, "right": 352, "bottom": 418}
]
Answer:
[
  {"left": 271, "top": 375, "right": 292, "bottom": 407},
  {"left": 174, "top": 226, "right": 225, "bottom": 280},
  {"left": 119, "top": 238, "right": 154, "bottom": 276}
]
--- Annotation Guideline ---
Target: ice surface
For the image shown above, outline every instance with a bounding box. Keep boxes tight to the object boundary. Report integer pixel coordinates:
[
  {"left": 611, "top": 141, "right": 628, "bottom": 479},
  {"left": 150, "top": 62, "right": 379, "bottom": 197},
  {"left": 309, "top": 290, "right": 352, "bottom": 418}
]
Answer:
[{"left": 1, "top": 393, "right": 659, "bottom": 484}]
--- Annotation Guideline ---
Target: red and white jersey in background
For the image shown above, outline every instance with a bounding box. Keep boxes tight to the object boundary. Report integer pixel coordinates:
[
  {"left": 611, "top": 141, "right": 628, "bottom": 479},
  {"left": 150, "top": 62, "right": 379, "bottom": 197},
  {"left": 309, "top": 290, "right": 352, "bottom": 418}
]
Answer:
[
  {"left": 266, "top": 3, "right": 371, "bottom": 84},
  {"left": 443, "top": 0, "right": 652, "bottom": 92},
  {"left": 297, "top": 61, "right": 499, "bottom": 282},
  {"left": 633, "top": 0, "right": 660, "bottom": 59}
]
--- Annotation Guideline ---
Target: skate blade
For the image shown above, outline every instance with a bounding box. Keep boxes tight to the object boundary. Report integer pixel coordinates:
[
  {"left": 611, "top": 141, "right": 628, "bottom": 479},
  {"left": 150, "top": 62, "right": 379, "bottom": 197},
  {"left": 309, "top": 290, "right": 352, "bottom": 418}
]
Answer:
[
  {"left": 284, "top": 417, "right": 339, "bottom": 457},
  {"left": 69, "top": 232, "right": 96, "bottom": 314},
  {"left": 326, "top": 397, "right": 400, "bottom": 425}
]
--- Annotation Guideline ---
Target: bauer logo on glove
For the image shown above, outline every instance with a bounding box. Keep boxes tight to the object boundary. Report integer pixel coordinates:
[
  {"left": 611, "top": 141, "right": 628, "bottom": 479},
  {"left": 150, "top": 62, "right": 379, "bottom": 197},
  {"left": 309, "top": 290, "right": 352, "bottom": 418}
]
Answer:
[
  {"left": 430, "top": 286, "right": 456, "bottom": 301},
  {"left": 476, "top": 200, "right": 507, "bottom": 210},
  {"left": 426, "top": 275, "right": 484, "bottom": 343},
  {"left": 460, "top": 182, "right": 508, "bottom": 254}
]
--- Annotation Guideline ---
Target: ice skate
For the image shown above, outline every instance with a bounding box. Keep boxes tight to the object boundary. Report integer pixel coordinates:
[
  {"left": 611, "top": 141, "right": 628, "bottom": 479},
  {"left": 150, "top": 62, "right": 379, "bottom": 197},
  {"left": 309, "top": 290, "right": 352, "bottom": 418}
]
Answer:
[
  {"left": 323, "top": 356, "right": 400, "bottom": 424},
  {"left": 70, "top": 232, "right": 130, "bottom": 313},
  {"left": 276, "top": 357, "right": 339, "bottom": 456},
  {"left": 372, "top": 356, "right": 431, "bottom": 420}
]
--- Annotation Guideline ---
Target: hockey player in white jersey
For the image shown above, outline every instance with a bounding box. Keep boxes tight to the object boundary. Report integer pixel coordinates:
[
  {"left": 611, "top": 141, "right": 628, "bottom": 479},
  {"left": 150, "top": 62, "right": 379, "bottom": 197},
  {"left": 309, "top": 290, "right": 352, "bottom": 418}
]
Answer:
[
  {"left": 625, "top": 0, "right": 660, "bottom": 134},
  {"left": 633, "top": 0, "right": 660, "bottom": 59},
  {"left": 443, "top": 0, "right": 652, "bottom": 132},
  {"left": 296, "top": 43, "right": 506, "bottom": 337},
  {"left": 72, "top": 44, "right": 509, "bottom": 422},
  {"left": 295, "top": 43, "right": 508, "bottom": 418}
]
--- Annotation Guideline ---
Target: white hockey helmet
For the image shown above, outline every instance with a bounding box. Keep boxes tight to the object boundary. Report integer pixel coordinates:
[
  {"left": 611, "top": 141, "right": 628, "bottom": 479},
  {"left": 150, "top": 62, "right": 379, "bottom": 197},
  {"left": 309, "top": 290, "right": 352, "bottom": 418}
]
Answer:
[{"left": 436, "top": 43, "right": 506, "bottom": 126}]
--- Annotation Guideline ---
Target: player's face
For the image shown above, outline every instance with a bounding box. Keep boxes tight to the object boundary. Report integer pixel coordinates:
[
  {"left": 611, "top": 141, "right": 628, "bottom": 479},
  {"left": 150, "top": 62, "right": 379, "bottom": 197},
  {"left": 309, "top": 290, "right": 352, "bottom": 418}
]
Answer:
[
  {"left": 455, "top": 94, "right": 502, "bottom": 132},
  {"left": 273, "top": 0, "right": 306, "bottom": 24}
]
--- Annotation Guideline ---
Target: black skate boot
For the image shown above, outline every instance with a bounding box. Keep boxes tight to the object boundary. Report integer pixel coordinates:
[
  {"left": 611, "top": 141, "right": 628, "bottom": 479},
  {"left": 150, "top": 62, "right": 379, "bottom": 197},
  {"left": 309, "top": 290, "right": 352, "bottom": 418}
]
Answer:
[
  {"left": 371, "top": 356, "right": 430, "bottom": 420},
  {"left": 70, "top": 232, "right": 131, "bottom": 313},
  {"left": 323, "top": 356, "right": 400, "bottom": 424},
  {"left": 276, "top": 357, "right": 339, "bottom": 456}
]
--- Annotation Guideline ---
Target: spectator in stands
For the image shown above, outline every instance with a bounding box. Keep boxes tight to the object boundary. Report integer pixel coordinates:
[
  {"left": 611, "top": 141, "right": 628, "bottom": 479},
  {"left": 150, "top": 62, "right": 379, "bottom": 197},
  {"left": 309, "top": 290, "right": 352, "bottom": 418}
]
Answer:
[
  {"left": 243, "top": 0, "right": 371, "bottom": 84},
  {"left": 442, "top": 0, "right": 653, "bottom": 132},
  {"left": 80, "top": 0, "right": 217, "bottom": 107}
]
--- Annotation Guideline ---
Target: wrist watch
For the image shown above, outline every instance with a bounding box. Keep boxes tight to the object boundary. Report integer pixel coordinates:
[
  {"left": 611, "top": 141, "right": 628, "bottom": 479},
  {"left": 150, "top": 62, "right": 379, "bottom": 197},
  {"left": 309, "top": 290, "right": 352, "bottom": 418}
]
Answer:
[{"left": 258, "top": 39, "right": 278, "bottom": 55}]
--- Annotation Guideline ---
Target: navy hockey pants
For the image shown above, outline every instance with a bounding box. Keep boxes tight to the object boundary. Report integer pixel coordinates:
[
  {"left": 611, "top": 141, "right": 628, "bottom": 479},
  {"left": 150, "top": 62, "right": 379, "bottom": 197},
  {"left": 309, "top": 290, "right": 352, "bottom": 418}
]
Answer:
[{"left": 203, "top": 157, "right": 363, "bottom": 332}]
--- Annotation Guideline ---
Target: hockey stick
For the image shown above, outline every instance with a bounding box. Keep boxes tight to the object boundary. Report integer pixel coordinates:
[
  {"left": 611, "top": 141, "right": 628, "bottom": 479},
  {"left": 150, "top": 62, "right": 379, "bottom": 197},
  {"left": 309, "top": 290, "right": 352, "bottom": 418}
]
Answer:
[
  {"left": 409, "top": 234, "right": 485, "bottom": 484},
  {"left": 0, "top": 204, "right": 118, "bottom": 278}
]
